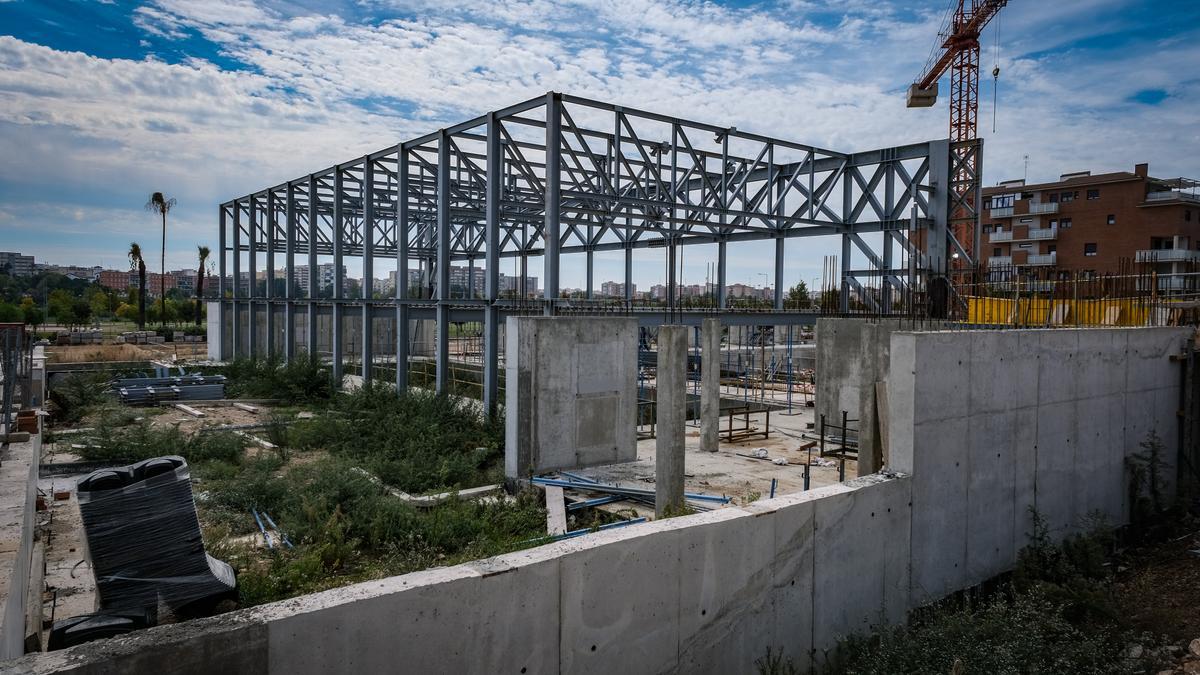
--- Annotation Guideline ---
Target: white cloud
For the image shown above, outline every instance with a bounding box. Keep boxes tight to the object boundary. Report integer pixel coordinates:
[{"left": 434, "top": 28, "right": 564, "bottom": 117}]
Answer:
[{"left": 0, "top": 0, "right": 1196, "bottom": 286}]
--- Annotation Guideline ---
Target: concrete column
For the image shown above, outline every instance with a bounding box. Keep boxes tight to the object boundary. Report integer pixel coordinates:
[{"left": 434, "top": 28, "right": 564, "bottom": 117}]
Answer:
[
  {"left": 700, "top": 318, "right": 720, "bottom": 453},
  {"left": 655, "top": 325, "right": 686, "bottom": 518}
]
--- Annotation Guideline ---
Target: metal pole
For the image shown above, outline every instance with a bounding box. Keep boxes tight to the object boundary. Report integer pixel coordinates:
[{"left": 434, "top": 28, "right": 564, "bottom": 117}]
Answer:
[
  {"left": 217, "top": 205, "right": 228, "bottom": 359},
  {"left": 265, "top": 191, "right": 276, "bottom": 359},
  {"left": 362, "top": 158, "right": 375, "bottom": 382},
  {"left": 484, "top": 114, "right": 502, "bottom": 416},
  {"left": 247, "top": 195, "right": 257, "bottom": 358},
  {"left": 232, "top": 201, "right": 242, "bottom": 358},
  {"left": 332, "top": 167, "right": 344, "bottom": 384},
  {"left": 435, "top": 131, "right": 451, "bottom": 392},
  {"left": 306, "top": 175, "right": 318, "bottom": 357},
  {"left": 396, "top": 147, "right": 410, "bottom": 393},
  {"left": 284, "top": 183, "right": 296, "bottom": 362}
]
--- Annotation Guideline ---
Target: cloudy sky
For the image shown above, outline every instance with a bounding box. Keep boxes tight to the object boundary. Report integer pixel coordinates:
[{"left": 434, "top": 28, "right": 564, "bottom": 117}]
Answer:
[{"left": 0, "top": 0, "right": 1197, "bottom": 290}]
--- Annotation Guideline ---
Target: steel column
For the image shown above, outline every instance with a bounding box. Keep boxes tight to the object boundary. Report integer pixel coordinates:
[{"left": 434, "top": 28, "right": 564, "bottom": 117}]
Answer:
[
  {"left": 543, "top": 92, "right": 562, "bottom": 312},
  {"left": 284, "top": 183, "right": 296, "bottom": 361},
  {"left": 332, "top": 168, "right": 344, "bottom": 384},
  {"left": 306, "top": 175, "right": 318, "bottom": 356},
  {"left": 396, "top": 148, "right": 410, "bottom": 393},
  {"left": 435, "top": 132, "right": 451, "bottom": 392},
  {"left": 484, "top": 113, "right": 501, "bottom": 415},
  {"left": 361, "top": 158, "right": 375, "bottom": 383},
  {"left": 232, "top": 202, "right": 242, "bottom": 358}
]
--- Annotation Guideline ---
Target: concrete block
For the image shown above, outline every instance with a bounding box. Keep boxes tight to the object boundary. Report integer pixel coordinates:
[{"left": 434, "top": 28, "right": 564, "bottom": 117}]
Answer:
[
  {"left": 764, "top": 491, "right": 820, "bottom": 673},
  {"left": 908, "top": 417, "right": 968, "bottom": 605},
  {"left": 1034, "top": 399, "right": 1079, "bottom": 535},
  {"left": 966, "top": 410, "right": 1017, "bottom": 583},
  {"left": 911, "top": 332, "right": 969, "bottom": 425},
  {"left": 1036, "top": 330, "right": 1080, "bottom": 406},
  {"left": 885, "top": 332, "right": 917, "bottom": 474},
  {"left": 677, "top": 507, "right": 775, "bottom": 674},
  {"left": 812, "top": 477, "right": 911, "bottom": 664},
  {"left": 968, "top": 331, "right": 1035, "bottom": 415},
  {"left": 559, "top": 520, "right": 682, "bottom": 675}
]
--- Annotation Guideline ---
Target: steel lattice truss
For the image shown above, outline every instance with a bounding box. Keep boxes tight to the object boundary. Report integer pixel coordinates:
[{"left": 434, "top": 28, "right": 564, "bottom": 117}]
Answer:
[{"left": 216, "top": 92, "right": 977, "bottom": 411}]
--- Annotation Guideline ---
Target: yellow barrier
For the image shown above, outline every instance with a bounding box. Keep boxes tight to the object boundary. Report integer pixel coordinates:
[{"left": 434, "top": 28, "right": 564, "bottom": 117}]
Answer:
[{"left": 965, "top": 296, "right": 1154, "bottom": 327}]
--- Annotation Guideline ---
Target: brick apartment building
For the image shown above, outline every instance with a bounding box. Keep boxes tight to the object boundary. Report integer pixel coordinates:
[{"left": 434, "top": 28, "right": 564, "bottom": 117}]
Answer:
[{"left": 981, "top": 163, "right": 1199, "bottom": 288}]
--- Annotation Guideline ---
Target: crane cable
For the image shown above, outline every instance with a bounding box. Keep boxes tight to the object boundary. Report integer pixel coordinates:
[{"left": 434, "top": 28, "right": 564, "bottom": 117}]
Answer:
[{"left": 992, "top": 11, "right": 1002, "bottom": 133}]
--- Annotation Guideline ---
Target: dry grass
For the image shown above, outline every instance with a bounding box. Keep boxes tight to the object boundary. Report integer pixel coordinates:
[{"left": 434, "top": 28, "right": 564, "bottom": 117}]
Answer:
[{"left": 46, "top": 343, "right": 158, "bottom": 363}]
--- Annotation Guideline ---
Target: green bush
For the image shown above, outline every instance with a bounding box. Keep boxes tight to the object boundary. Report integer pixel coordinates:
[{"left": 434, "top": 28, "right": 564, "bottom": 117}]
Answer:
[
  {"left": 221, "top": 353, "right": 334, "bottom": 404},
  {"left": 48, "top": 372, "right": 111, "bottom": 423},
  {"left": 288, "top": 382, "right": 503, "bottom": 494},
  {"left": 834, "top": 590, "right": 1141, "bottom": 675},
  {"left": 77, "top": 423, "right": 244, "bottom": 466}
]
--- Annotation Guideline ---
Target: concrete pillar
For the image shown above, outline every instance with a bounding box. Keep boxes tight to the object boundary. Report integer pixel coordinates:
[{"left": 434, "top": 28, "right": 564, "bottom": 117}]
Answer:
[
  {"left": 656, "top": 325, "right": 686, "bottom": 518},
  {"left": 700, "top": 318, "right": 720, "bottom": 453}
]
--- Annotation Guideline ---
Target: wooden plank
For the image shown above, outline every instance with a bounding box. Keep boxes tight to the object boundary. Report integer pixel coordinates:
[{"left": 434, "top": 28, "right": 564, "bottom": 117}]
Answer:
[
  {"left": 875, "top": 381, "right": 891, "bottom": 465},
  {"left": 545, "top": 485, "right": 568, "bottom": 536},
  {"left": 232, "top": 402, "right": 260, "bottom": 414},
  {"left": 174, "top": 403, "right": 206, "bottom": 418}
]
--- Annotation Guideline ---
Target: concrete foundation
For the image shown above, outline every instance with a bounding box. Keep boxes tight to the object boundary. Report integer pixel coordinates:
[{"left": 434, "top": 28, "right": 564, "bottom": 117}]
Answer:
[
  {"left": 9, "top": 327, "right": 1187, "bottom": 675},
  {"left": 699, "top": 319, "right": 720, "bottom": 453},
  {"left": 504, "top": 317, "right": 638, "bottom": 479},
  {"left": 656, "top": 326, "right": 687, "bottom": 517}
]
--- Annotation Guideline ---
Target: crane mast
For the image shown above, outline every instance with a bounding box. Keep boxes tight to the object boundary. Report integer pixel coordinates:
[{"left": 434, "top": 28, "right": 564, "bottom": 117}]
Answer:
[{"left": 908, "top": 0, "right": 1008, "bottom": 266}]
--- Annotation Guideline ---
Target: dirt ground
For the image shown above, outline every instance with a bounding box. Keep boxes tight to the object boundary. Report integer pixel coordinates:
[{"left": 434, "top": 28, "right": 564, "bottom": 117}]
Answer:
[
  {"left": 557, "top": 404, "right": 856, "bottom": 519},
  {"left": 1115, "top": 517, "right": 1200, "bottom": 643}
]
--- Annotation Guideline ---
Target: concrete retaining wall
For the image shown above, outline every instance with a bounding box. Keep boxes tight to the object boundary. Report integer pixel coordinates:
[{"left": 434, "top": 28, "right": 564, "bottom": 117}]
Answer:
[
  {"left": 0, "top": 435, "right": 40, "bottom": 661},
  {"left": 8, "top": 327, "right": 1187, "bottom": 674},
  {"left": 888, "top": 327, "right": 1187, "bottom": 604}
]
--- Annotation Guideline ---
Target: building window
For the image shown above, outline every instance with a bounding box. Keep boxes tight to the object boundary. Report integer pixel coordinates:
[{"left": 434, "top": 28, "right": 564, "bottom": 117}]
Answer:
[
  {"left": 1084, "top": 242, "right": 1098, "bottom": 256},
  {"left": 1018, "top": 243, "right": 1033, "bottom": 249},
  {"left": 1048, "top": 193, "right": 1059, "bottom": 203},
  {"left": 1048, "top": 244, "right": 1057, "bottom": 254},
  {"left": 1061, "top": 191, "right": 1075, "bottom": 202},
  {"left": 1020, "top": 217, "right": 1033, "bottom": 223},
  {"left": 1049, "top": 219, "right": 1058, "bottom": 228},
  {"left": 1187, "top": 210, "right": 1192, "bottom": 222},
  {"left": 1060, "top": 218, "right": 1072, "bottom": 229},
  {"left": 1087, "top": 189, "right": 1100, "bottom": 200},
  {"left": 1106, "top": 214, "right": 1116, "bottom": 225},
  {"left": 993, "top": 248, "right": 1002, "bottom": 257}
]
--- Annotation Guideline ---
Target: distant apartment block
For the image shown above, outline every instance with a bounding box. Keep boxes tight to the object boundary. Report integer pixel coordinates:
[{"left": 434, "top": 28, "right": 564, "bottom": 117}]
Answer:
[
  {"left": 0, "top": 251, "right": 35, "bottom": 277},
  {"left": 981, "top": 163, "right": 1199, "bottom": 289}
]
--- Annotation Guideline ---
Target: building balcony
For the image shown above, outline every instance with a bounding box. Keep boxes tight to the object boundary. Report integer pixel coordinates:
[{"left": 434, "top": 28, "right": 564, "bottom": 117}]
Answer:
[
  {"left": 990, "top": 206, "right": 1014, "bottom": 218},
  {"left": 988, "top": 230, "right": 1012, "bottom": 242},
  {"left": 988, "top": 256, "right": 1013, "bottom": 267},
  {"left": 1027, "top": 253, "right": 1057, "bottom": 266},
  {"left": 1146, "top": 190, "right": 1200, "bottom": 204},
  {"left": 1136, "top": 249, "right": 1200, "bottom": 263},
  {"left": 1027, "top": 201, "right": 1059, "bottom": 215},
  {"left": 1027, "top": 227, "right": 1058, "bottom": 240}
]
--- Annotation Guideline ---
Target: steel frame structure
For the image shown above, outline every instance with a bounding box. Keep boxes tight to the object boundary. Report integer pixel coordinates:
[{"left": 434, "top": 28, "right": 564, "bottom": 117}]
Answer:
[{"left": 215, "top": 91, "right": 977, "bottom": 414}]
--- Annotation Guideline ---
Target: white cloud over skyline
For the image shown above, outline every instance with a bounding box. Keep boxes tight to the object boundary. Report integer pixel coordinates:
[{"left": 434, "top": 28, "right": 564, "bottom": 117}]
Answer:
[{"left": 0, "top": 0, "right": 1197, "bottom": 289}]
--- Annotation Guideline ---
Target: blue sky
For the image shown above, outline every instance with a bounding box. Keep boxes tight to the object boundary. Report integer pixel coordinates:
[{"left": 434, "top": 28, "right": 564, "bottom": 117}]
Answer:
[{"left": 0, "top": 0, "right": 1197, "bottom": 290}]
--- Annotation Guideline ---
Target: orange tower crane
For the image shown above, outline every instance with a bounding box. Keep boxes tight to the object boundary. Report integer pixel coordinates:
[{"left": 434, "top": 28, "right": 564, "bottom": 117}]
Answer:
[{"left": 908, "top": 0, "right": 1008, "bottom": 266}]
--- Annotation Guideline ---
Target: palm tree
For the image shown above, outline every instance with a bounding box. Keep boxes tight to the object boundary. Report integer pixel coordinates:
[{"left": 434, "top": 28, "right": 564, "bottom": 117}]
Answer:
[
  {"left": 146, "top": 192, "right": 177, "bottom": 327},
  {"left": 128, "top": 242, "right": 147, "bottom": 329},
  {"left": 195, "top": 245, "right": 210, "bottom": 325}
]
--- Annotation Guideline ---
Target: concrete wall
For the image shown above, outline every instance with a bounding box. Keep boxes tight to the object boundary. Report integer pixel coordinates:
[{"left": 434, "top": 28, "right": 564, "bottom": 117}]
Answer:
[
  {"left": 888, "top": 327, "right": 1187, "bottom": 605},
  {"left": 9, "top": 327, "right": 1186, "bottom": 675},
  {"left": 0, "top": 434, "right": 40, "bottom": 661},
  {"left": 505, "top": 317, "right": 639, "bottom": 478},
  {"left": 816, "top": 319, "right": 926, "bottom": 474}
]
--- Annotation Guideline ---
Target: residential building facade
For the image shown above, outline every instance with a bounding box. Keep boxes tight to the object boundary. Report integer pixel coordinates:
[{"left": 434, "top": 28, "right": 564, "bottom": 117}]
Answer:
[
  {"left": 981, "top": 163, "right": 1199, "bottom": 289},
  {"left": 0, "top": 251, "right": 35, "bottom": 277}
]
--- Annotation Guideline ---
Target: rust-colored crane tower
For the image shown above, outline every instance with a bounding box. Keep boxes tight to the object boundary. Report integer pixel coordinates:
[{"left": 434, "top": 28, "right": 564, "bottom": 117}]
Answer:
[{"left": 908, "top": 0, "right": 1008, "bottom": 266}]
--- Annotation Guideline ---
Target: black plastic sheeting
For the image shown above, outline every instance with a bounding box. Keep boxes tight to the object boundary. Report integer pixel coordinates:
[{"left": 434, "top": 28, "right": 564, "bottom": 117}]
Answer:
[{"left": 76, "top": 456, "right": 236, "bottom": 617}]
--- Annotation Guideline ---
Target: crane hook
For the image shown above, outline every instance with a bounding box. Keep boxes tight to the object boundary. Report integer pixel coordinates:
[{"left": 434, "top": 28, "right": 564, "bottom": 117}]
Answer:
[{"left": 992, "top": 65, "right": 1000, "bottom": 79}]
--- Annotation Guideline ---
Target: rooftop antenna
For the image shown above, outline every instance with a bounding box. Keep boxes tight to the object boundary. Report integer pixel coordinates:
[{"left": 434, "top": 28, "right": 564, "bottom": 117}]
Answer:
[{"left": 1023, "top": 154, "right": 1029, "bottom": 182}]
